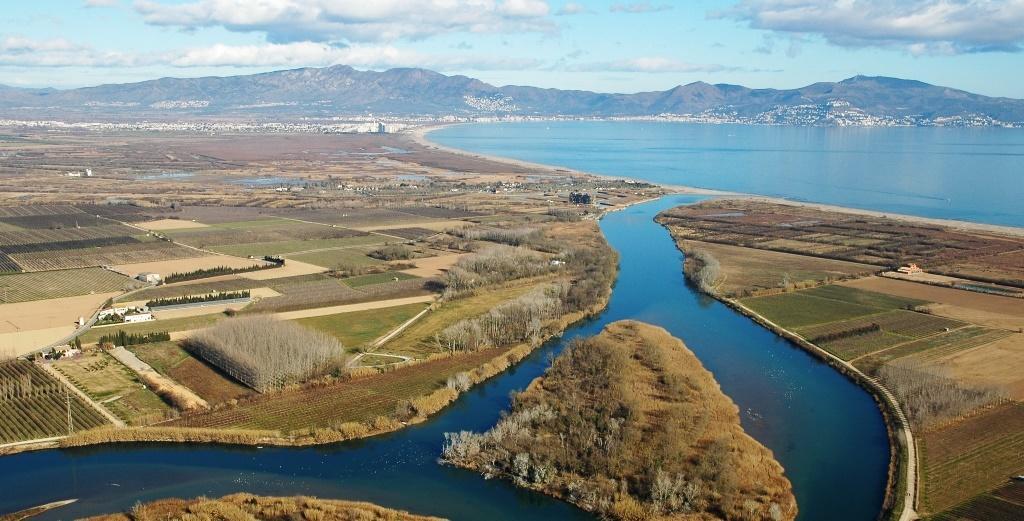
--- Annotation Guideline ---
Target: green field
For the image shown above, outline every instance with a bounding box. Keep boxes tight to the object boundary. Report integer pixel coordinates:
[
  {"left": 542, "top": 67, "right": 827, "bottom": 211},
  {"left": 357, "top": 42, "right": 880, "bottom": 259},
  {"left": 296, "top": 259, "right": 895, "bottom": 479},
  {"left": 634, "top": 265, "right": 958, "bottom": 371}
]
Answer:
[
  {"left": 288, "top": 248, "right": 384, "bottom": 269},
  {"left": 53, "top": 351, "right": 172, "bottom": 425},
  {"left": 0, "top": 267, "right": 134, "bottom": 303},
  {"left": 341, "top": 271, "right": 419, "bottom": 288},
  {"left": 211, "top": 236, "right": 386, "bottom": 257},
  {"left": 295, "top": 302, "right": 428, "bottom": 348},
  {"left": 742, "top": 291, "right": 883, "bottom": 329}
]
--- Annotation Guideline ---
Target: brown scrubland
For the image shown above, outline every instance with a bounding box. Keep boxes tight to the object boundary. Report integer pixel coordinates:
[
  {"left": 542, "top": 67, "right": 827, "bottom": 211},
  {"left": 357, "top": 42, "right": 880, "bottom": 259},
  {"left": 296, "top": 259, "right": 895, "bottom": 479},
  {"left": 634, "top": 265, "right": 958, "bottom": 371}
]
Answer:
[
  {"left": 442, "top": 320, "right": 796, "bottom": 521},
  {"left": 84, "top": 493, "right": 442, "bottom": 521}
]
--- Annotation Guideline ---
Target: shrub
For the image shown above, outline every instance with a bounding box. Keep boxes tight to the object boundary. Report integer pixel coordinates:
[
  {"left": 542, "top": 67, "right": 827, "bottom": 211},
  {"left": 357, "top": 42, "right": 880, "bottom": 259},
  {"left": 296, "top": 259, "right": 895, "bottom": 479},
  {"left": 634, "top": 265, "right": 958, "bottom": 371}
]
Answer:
[{"left": 368, "top": 244, "right": 415, "bottom": 261}]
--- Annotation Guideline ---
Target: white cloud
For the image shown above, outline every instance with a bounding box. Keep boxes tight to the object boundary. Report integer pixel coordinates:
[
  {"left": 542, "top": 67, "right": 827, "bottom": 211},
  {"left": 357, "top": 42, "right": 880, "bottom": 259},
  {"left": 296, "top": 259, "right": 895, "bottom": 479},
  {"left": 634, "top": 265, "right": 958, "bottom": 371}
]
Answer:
[
  {"left": 133, "top": 0, "right": 555, "bottom": 43},
  {"left": 0, "top": 36, "right": 538, "bottom": 72},
  {"left": 610, "top": 2, "right": 672, "bottom": 14},
  {"left": 84, "top": 0, "right": 120, "bottom": 7},
  {"left": 556, "top": 2, "right": 590, "bottom": 15},
  {"left": 718, "top": 0, "right": 1024, "bottom": 54}
]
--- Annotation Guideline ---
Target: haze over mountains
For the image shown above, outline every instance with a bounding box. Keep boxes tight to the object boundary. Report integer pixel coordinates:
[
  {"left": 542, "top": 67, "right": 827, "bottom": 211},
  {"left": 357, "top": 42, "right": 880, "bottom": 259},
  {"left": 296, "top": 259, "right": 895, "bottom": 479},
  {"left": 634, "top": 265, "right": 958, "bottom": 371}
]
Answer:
[{"left": 1, "top": 65, "right": 1022, "bottom": 126}]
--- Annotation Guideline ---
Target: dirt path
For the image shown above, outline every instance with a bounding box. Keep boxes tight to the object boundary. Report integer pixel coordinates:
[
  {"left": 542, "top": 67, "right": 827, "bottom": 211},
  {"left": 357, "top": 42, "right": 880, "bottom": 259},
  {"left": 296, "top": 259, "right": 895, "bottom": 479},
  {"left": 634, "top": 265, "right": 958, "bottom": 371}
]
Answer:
[
  {"left": 274, "top": 295, "right": 436, "bottom": 321},
  {"left": 39, "top": 362, "right": 126, "bottom": 428}
]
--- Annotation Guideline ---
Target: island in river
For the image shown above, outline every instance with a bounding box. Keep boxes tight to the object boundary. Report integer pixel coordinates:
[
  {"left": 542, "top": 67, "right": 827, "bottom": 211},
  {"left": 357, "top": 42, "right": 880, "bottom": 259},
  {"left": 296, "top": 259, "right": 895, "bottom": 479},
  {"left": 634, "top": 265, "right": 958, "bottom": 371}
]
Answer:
[{"left": 442, "top": 320, "right": 798, "bottom": 521}]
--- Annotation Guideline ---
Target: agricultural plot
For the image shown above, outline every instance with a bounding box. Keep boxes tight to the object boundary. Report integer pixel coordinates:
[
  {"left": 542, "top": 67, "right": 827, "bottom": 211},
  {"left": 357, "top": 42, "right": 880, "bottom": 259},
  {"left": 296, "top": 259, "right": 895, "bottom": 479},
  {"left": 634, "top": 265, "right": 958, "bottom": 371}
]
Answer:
[
  {"left": 167, "top": 346, "right": 512, "bottom": 432},
  {"left": 54, "top": 351, "right": 173, "bottom": 426},
  {"left": 397, "top": 206, "right": 483, "bottom": 219},
  {"left": 920, "top": 402, "right": 1024, "bottom": 513},
  {"left": 210, "top": 235, "right": 385, "bottom": 257},
  {"left": 792, "top": 310, "right": 967, "bottom": 360},
  {"left": 165, "top": 219, "right": 367, "bottom": 249},
  {"left": 11, "top": 241, "right": 202, "bottom": 272},
  {"left": 372, "top": 227, "right": 440, "bottom": 240},
  {"left": 296, "top": 302, "right": 428, "bottom": 347},
  {"left": 269, "top": 207, "right": 440, "bottom": 228},
  {"left": 741, "top": 291, "right": 883, "bottom": 329},
  {"left": 0, "top": 360, "right": 108, "bottom": 443},
  {"left": 288, "top": 248, "right": 383, "bottom": 269},
  {"left": 79, "top": 314, "right": 223, "bottom": 344},
  {"left": 852, "top": 327, "right": 1011, "bottom": 374},
  {"left": 932, "top": 488, "right": 1024, "bottom": 521},
  {"left": 0, "top": 267, "right": 135, "bottom": 303},
  {"left": 123, "top": 277, "right": 265, "bottom": 302},
  {"left": 341, "top": 272, "right": 418, "bottom": 288},
  {"left": 129, "top": 342, "right": 252, "bottom": 405}
]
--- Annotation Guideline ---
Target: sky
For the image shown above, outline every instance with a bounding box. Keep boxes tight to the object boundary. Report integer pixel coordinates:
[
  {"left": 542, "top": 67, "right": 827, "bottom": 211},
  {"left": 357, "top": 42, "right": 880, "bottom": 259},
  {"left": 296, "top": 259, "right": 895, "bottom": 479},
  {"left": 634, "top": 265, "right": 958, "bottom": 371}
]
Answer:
[{"left": 1, "top": 0, "right": 1022, "bottom": 98}]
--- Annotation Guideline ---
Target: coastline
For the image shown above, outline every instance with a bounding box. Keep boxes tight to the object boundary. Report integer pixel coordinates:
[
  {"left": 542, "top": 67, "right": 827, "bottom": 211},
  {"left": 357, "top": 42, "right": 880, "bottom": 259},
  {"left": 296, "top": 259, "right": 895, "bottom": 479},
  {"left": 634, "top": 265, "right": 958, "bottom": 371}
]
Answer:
[{"left": 411, "top": 123, "right": 1024, "bottom": 239}]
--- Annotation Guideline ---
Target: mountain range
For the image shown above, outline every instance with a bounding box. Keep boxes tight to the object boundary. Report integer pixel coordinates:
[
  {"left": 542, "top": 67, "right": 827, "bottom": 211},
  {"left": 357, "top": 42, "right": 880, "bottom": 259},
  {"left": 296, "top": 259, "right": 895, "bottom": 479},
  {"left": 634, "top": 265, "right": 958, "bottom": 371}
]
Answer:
[{"left": 1, "top": 65, "right": 1022, "bottom": 126}]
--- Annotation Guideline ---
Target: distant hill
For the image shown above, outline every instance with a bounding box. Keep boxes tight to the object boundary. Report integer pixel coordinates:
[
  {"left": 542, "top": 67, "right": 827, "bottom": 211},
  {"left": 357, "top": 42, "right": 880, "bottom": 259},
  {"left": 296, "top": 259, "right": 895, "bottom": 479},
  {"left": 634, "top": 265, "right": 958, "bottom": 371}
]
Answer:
[{"left": 1, "top": 65, "right": 1022, "bottom": 126}]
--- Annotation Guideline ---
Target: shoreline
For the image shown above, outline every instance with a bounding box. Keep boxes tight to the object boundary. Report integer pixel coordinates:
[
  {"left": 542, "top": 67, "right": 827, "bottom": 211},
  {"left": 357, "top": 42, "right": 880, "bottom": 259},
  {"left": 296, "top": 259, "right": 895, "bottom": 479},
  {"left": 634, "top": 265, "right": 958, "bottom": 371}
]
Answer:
[{"left": 411, "top": 123, "right": 1024, "bottom": 238}]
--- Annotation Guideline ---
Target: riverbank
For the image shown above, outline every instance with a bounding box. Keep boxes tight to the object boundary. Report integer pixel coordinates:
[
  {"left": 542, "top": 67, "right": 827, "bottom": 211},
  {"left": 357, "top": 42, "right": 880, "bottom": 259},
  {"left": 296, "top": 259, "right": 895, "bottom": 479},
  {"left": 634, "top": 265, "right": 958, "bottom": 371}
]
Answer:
[{"left": 415, "top": 123, "right": 1024, "bottom": 240}]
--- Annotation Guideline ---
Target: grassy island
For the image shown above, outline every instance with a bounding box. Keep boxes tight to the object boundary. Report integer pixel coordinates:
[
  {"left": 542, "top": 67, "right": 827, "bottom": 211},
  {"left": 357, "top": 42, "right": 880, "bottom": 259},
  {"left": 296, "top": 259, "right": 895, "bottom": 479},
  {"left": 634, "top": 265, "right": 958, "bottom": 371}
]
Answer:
[
  {"left": 84, "top": 493, "right": 441, "bottom": 521},
  {"left": 442, "top": 320, "right": 797, "bottom": 521}
]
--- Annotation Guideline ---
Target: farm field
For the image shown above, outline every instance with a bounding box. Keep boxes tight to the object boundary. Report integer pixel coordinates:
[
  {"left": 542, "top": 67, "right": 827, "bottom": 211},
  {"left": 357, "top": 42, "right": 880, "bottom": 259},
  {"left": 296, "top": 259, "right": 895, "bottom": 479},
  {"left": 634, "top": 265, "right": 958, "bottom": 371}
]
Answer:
[
  {"left": 112, "top": 255, "right": 266, "bottom": 280},
  {"left": 0, "top": 360, "right": 108, "bottom": 444},
  {"left": 123, "top": 277, "right": 265, "bottom": 302},
  {"left": 167, "top": 346, "right": 515, "bottom": 432},
  {"left": 672, "top": 239, "right": 877, "bottom": 297},
  {"left": 399, "top": 252, "right": 466, "bottom": 278},
  {"left": 12, "top": 241, "right": 203, "bottom": 272},
  {"left": 0, "top": 291, "right": 121, "bottom": 358},
  {"left": 656, "top": 199, "right": 1024, "bottom": 286},
  {"left": 129, "top": 342, "right": 253, "bottom": 405},
  {"left": 237, "top": 258, "right": 326, "bottom": 280},
  {"left": 295, "top": 302, "right": 428, "bottom": 348},
  {"left": 210, "top": 236, "right": 386, "bottom": 257},
  {"left": 341, "top": 271, "right": 418, "bottom": 288},
  {"left": 0, "top": 267, "right": 135, "bottom": 303},
  {"left": 919, "top": 334, "right": 1024, "bottom": 400},
  {"left": 840, "top": 276, "right": 1024, "bottom": 330},
  {"left": 287, "top": 248, "right": 383, "bottom": 269},
  {"left": 135, "top": 219, "right": 209, "bottom": 231},
  {"left": 931, "top": 482, "right": 1024, "bottom": 521},
  {"left": 919, "top": 403, "right": 1024, "bottom": 514},
  {"left": 52, "top": 352, "right": 172, "bottom": 426}
]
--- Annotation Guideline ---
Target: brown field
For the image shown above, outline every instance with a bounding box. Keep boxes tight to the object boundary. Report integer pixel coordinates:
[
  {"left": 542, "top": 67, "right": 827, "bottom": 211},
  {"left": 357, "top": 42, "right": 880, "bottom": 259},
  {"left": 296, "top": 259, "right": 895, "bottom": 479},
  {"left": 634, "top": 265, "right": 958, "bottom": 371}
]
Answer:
[
  {"left": 923, "top": 335, "right": 1024, "bottom": 400},
  {"left": 657, "top": 199, "right": 1024, "bottom": 286},
  {"left": 135, "top": 219, "right": 209, "bottom": 230},
  {"left": 840, "top": 276, "right": 1024, "bottom": 330},
  {"left": 399, "top": 252, "right": 467, "bottom": 278},
  {"left": 0, "top": 267, "right": 135, "bottom": 303},
  {"left": 11, "top": 241, "right": 203, "bottom": 272},
  {"left": 920, "top": 403, "right": 1024, "bottom": 513},
  {"left": 678, "top": 239, "right": 877, "bottom": 296},
  {"left": 167, "top": 346, "right": 515, "bottom": 432},
  {"left": 113, "top": 254, "right": 263, "bottom": 279},
  {"left": 238, "top": 258, "right": 325, "bottom": 280},
  {"left": 0, "top": 291, "right": 119, "bottom": 357}
]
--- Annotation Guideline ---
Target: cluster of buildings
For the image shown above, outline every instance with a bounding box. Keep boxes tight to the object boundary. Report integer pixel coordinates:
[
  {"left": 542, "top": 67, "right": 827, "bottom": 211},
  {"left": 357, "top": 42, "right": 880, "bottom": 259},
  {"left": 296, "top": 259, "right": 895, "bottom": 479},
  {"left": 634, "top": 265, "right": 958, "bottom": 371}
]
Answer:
[{"left": 64, "top": 169, "right": 93, "bottom": 178}]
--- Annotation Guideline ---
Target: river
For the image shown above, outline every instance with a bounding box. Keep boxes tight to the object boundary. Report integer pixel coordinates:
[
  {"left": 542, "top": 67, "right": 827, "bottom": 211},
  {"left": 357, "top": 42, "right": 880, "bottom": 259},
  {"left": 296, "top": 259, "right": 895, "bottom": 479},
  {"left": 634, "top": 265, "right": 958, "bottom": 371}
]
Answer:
[
  {"left": 0, "top": 195, "right": 889, "bottom": 521},
  {"left": 429, "top": 121, "right": 1024, "bottom": 228}
]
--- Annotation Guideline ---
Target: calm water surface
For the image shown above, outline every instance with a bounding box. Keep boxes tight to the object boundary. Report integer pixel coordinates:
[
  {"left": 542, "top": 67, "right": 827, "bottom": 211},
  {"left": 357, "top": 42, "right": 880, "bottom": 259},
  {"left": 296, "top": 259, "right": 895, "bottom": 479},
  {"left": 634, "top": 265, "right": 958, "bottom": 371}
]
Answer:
[
  {"left": 430, "top": 121, "right": 1024, "bottom": 227},
  {"left": 0, "top": 196, "right": 888, "bottom": 521}
]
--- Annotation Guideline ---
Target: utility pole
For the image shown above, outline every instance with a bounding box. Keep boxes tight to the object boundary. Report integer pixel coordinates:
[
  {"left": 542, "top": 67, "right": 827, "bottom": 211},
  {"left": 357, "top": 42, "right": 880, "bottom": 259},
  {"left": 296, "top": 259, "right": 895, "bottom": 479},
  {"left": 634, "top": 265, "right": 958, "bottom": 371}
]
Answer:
[{"left": 66, "top": 388, "right": 74, "bottom": 435}]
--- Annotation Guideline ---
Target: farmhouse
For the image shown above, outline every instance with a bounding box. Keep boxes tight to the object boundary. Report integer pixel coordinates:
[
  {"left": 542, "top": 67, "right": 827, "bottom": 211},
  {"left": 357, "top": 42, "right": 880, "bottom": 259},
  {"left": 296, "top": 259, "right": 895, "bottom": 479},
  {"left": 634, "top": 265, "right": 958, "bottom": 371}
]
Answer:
[
  {"left": 897, "top": 263, "right": 923, "bottom": 275},
  {"left": 124, "top": 312, "right": 154, "bottom": 323},
  {"left": 136, "top": 272, "right": 163, "bottom": 284}
]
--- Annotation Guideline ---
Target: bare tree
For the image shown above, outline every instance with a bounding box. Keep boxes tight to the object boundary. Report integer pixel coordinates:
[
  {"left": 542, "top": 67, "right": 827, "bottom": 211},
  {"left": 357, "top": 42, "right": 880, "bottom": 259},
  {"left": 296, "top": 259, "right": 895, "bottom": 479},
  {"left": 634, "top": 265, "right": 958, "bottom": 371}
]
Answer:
[{"left": 186, "top": 316, "right": 346, "bottom": 392}]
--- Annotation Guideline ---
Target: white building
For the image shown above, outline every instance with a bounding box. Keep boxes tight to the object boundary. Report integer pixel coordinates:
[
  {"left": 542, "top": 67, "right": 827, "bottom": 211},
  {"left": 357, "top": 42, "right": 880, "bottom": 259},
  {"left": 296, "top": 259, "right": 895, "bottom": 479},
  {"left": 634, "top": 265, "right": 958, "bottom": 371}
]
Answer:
[
  {"left": 136, "top": 272, "right": 162, "bottom": 284},
  {"left": 124, "top": 313, "right": 154, "bottom": 324}
]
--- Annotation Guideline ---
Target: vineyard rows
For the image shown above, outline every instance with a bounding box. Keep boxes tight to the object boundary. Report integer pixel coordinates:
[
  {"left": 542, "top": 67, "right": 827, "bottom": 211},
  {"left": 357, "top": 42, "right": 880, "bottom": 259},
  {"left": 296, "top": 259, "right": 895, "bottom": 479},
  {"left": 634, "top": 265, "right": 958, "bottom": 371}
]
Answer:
[
  {"left": 11, "top": 241, "right": 201, "bottom": 271},
  {"left": 0, "top": 267, "right": 134, "bottom": 303}
]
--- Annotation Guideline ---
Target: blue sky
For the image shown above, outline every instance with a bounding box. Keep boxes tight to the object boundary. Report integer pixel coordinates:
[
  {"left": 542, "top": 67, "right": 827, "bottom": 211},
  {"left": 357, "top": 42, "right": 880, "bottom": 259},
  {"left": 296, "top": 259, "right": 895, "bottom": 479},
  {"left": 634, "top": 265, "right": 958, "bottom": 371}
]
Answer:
[{"left": 1, "top": 1, "right": 1022, "bottom": 98}]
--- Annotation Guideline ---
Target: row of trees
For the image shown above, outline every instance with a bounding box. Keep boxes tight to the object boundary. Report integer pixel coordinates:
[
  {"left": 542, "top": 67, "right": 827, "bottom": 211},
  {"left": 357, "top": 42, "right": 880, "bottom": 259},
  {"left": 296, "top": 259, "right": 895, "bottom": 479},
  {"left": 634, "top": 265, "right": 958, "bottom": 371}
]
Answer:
[
  {"left": 436, "top": 283, "right": 567, "bottom": 353},
  {"left": 164, "top": 258, "right": 283, "bottom": 284},
  {"left": 808, "top": 323, "right": 881, "bottom": 344},
  {"left": 146, "top": 290, "right": 250, "bottom": 308},
  {"left": 368, "top": 244, "right": 415, "bottom": 261},
  {"left": 98, "top": 330, "right": 170, "bottom": 347},
  {"left": 185, "top": 316, "right": 346, "bottom": 392}
]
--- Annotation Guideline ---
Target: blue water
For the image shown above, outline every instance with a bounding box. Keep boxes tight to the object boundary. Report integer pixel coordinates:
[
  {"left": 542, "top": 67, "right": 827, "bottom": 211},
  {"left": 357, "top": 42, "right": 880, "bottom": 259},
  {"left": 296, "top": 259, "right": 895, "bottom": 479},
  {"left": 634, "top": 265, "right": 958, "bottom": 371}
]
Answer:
[
  {"left": 429, "top": 121, "right": 1024, "bottom": 228},
  {"left": 0, "top": 196, "right": 888, "bottom": 521}
]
